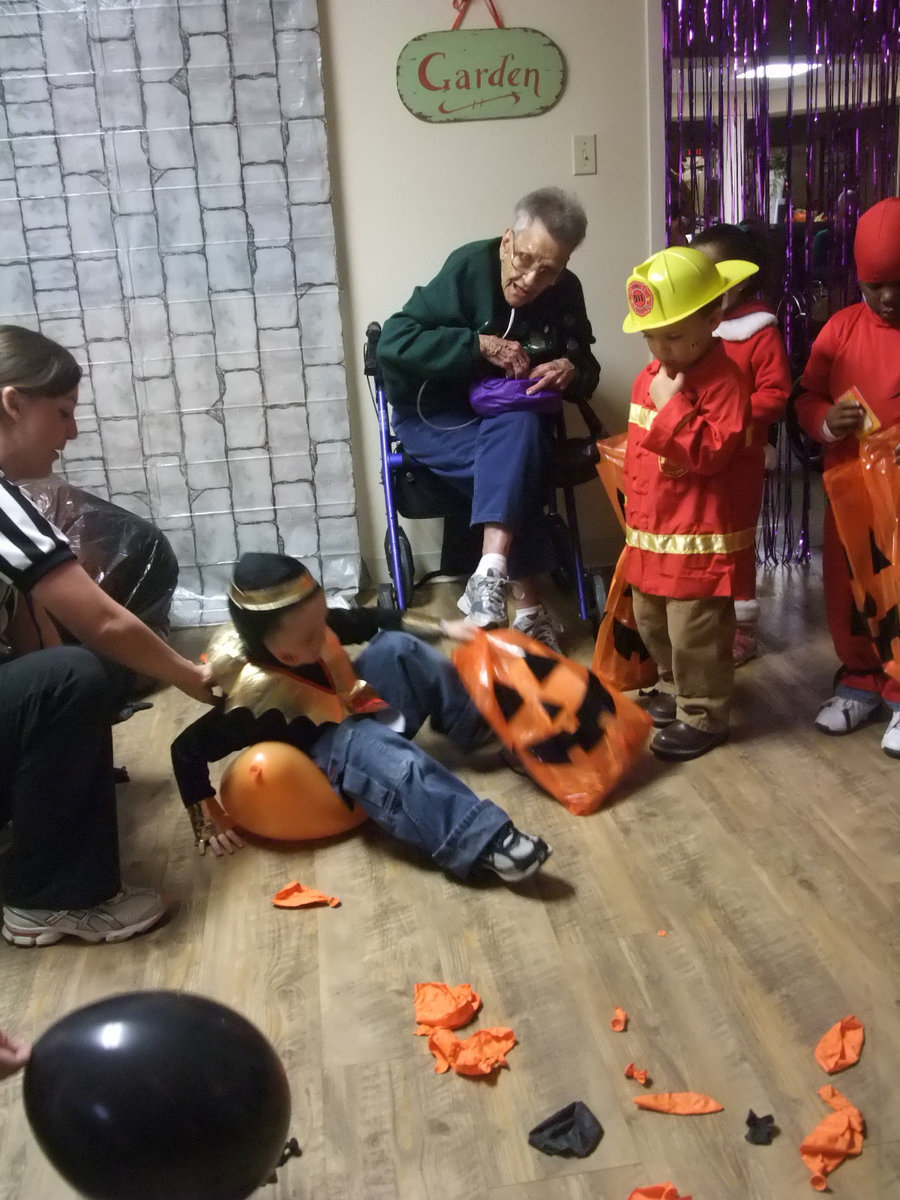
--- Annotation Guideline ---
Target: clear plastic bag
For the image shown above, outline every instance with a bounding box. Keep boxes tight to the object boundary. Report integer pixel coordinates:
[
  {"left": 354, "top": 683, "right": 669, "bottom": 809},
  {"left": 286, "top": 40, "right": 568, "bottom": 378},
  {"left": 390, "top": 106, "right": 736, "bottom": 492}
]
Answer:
[{"left": 25, "top": 477, "right": 178, "bottom": 633}]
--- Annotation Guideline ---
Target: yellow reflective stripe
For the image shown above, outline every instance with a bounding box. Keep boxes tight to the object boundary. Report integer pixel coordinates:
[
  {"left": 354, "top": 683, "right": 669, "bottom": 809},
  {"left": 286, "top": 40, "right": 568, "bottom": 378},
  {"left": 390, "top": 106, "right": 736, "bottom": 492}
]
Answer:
[
  {"left": 625, "top": 524, "right": 757, "bottom": 556},
  {"left": 629, "top": 403, "right": 655, "bottom": 430},
  {"left": 630, "top": 401, "right": 754, "bottom": 446}
]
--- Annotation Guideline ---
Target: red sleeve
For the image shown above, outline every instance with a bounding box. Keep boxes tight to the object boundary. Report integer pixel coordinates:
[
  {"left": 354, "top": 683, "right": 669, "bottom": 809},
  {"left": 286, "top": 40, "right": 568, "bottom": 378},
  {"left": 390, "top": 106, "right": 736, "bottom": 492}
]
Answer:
[
  {"left": 794, "top": 318, "right": 839, "bottom": 441},
  {"left": 642, "top": 376, "right": 748, "bottom": 476},
  {"left": 748, "top": 326, "right": 792, "bottom": 426}
]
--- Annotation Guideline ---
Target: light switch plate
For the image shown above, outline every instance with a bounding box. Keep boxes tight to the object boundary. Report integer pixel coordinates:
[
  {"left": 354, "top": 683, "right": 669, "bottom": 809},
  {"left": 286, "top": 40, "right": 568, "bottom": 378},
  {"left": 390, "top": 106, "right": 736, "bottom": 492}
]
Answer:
[{"left": 572, "top": 133, "right": 597, "bottom": 175}]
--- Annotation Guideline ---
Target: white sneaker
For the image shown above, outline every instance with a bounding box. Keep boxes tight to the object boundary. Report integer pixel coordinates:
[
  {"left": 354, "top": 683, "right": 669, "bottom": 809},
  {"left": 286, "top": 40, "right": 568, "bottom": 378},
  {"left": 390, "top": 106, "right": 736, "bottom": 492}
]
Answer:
[
  {"left": 814, "top": 693, "right": 882, "bottom": 735},
  {"left": 457, "top": 569, "right": 509, "bottom": 628},
  {"left": 512, "top": 606, "right": 562, "bottom": 653},
  {"left": 2, "top": 885, "right": 168, "bottom": 947},
  {"left": 881, "top": 711, "right": 900, "bottom": 758}
]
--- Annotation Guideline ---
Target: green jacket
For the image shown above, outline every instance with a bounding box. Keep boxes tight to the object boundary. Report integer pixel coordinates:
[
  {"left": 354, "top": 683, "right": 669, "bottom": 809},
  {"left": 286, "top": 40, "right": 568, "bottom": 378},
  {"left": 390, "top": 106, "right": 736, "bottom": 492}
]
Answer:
[{"left": 377, "top": 237, "right": 601, "bottom": 419}]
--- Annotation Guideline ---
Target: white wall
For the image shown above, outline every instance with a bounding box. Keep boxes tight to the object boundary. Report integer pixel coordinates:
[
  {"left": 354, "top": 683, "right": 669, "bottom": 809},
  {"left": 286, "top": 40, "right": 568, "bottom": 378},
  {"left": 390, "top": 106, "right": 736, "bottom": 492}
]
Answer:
[{"left": 319, "top": 0, "right": 665, "bottom": 583}]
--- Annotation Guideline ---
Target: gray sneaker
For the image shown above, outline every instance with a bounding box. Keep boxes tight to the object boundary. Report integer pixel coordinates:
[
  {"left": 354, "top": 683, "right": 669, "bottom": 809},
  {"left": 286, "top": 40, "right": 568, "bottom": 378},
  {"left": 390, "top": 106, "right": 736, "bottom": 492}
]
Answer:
[
  {"left": 2, "top": 885, "right": 168, "bottom": 947},
  {"left": 457, "top": 568, "right": 509, "bottom": 627},
  {"left": 512, "top": 605, "right": 562, "bottom": 653}
]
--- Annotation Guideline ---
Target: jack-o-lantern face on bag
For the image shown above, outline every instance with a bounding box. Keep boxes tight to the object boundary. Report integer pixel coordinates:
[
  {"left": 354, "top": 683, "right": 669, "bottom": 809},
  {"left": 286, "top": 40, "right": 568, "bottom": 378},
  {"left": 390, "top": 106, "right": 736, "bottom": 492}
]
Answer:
[{"left": 454, "top": 629, "right": 651, "bottom": 816}]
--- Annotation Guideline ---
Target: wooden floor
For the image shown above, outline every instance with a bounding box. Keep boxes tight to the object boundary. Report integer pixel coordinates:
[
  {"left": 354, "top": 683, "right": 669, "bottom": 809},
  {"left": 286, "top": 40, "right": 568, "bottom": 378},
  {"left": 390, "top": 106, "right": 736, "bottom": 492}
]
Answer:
[{"left": 1, "top": 558, "right": 898, "bottom": 1200}]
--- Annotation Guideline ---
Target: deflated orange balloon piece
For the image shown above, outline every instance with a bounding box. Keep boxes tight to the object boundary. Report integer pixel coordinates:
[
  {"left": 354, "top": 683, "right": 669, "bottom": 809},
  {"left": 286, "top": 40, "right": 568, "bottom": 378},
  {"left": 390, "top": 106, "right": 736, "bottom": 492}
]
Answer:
[
  {"left": 625, "top": 1061, "right": 650, "bottom": 1086},
  {"left": 800, "top": 1084, "right": 865, "bottom": 1191},
  {"left": 610, "top": 1006, "right": 628, "bottom": 1031},
  {"left": 627, "top": 1185, "right": 691, "bottom": 1200},
  {"left": 633, "top": 1092, "right": 724, "bottom": 1115},
  {"left": 413, "top": 983, "right": 481, "bottom": 1035},
  {"left": 813, "top": 1015, "right": 865, "bottom": 1074},
  {"left": 426, "top": 1026, "right": 516, "bottom": 1076},
  {"left": 271, "top": 881, "right": 340, "bottom": 908}
]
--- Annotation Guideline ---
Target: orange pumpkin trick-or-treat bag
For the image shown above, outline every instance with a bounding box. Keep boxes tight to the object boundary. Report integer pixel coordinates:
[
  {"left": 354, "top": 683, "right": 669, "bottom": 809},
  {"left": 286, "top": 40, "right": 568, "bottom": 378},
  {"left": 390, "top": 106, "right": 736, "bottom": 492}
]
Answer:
[
  {"left": 594, "top": 431, "right": 629, "bottom": 534},
  {"left": 824, "top": 425, "right": 900, "bottom": 677},
  {"left": 454, "top": 628, "right": 651, "bottom": 816},
  {"left": 592, "top": 549, "right": 658, "bottom": 693}
]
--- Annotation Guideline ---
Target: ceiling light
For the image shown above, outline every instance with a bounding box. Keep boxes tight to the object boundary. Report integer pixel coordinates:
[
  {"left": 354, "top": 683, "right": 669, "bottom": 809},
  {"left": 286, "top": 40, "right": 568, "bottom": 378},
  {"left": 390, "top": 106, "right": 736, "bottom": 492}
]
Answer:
[{"left": 736, "top": 62, "right": 818, "bottom": 80}]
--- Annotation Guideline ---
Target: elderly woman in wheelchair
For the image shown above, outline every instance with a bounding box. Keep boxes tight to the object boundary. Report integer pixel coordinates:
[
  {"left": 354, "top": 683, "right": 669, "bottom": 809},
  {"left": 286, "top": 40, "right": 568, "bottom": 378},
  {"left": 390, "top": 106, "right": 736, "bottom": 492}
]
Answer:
[{"left": 376, "top": 187, "right": 602, "bottom": 652}]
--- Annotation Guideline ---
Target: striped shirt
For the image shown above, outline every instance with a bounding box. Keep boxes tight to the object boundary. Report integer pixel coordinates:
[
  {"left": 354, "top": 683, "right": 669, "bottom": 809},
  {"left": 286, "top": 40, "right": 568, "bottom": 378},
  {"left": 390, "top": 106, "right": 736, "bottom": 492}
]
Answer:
[{"left": 0, "top": 471, "right": 74, "bottom": 645}]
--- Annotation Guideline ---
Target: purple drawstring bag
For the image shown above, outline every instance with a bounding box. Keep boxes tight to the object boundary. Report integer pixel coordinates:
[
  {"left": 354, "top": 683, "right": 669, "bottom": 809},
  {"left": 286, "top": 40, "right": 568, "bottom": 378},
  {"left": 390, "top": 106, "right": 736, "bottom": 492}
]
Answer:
[{"left": 468, "top": 376, "right": 563, "bottom": 417}]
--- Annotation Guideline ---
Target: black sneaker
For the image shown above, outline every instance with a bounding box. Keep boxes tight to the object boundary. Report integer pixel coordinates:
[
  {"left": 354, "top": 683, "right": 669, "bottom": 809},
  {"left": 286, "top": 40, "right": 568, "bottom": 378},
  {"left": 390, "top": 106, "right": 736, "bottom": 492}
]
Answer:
[{"left": 478, "top": 823, "right": 551, "bottom": 883}]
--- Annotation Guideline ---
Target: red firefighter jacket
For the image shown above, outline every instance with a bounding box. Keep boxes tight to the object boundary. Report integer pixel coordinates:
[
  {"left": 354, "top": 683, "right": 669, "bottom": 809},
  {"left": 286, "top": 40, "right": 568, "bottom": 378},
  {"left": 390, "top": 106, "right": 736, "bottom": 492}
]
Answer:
[{"left": 622, "top": 341, "right": 757, "bottom": 600}]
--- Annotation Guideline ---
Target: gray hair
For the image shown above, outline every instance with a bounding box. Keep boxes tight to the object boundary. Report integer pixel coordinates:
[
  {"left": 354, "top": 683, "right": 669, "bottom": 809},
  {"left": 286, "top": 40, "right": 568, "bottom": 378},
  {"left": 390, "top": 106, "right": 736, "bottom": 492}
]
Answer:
[{"left": 512, "top": 187, "right": 588, "bottom": 251}]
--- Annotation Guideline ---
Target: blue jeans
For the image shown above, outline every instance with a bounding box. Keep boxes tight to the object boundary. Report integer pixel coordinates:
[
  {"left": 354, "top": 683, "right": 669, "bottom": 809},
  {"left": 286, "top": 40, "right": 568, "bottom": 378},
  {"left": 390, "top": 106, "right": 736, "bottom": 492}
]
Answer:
[
  {"left": 310, "top": 633, "right": 510, "bottom": 879},
  {"left": 392, "top": 408, "right": 556, "bottom": 578}
]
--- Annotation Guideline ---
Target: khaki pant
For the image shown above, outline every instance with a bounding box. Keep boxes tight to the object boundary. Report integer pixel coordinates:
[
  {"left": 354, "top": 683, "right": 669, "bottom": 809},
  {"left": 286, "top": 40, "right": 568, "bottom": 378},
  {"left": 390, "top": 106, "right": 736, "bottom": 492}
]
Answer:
[{"left": 631, "top": 589, "right": 736, "bottom": 733}]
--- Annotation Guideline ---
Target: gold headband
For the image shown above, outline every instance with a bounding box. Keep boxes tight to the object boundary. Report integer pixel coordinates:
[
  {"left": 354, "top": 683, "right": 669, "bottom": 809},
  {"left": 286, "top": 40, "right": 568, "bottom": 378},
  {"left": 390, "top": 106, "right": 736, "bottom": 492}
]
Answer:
[{"left": 228, "top": 573, "right": 320, "bottom": 612}]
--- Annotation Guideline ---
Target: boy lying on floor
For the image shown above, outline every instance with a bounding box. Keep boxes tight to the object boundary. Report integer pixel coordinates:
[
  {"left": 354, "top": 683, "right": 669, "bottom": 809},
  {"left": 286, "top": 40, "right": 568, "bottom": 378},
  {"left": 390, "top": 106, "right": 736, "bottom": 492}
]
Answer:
[{"left": 171, "top": 553, "right": 551, "bottom": 884}]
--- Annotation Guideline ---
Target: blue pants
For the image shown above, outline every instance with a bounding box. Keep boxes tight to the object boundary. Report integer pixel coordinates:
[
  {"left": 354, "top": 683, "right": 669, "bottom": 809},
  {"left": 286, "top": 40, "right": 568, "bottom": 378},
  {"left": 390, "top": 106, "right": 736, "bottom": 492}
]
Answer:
[
  {"left": 392, "top": 408, "right": 556, "bottom": 578},
  {"left": 310, "top": 632, "right": 510, "bottom": 879}
]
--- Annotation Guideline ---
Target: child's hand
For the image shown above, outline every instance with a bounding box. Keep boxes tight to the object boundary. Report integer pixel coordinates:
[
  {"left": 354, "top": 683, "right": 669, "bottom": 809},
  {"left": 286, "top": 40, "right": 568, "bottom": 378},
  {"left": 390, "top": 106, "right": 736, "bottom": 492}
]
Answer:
[
  {"left": 649, "top": 365, "right": 685, "bottom": 410},
  {"left": 194, "top": 797, "right": 245, "bottom": 857},
  {"left": 824, "top": 397, "right": 865, "bottom": 438},
  {"left": 440, "top": 618, "right": 477, "bottom": 643},
  {"left": 200, "top": 826, "right": 245, "bottom": 857},
  {"left": 0, "top": 1030, "right": 30, "bottom": 1081}
]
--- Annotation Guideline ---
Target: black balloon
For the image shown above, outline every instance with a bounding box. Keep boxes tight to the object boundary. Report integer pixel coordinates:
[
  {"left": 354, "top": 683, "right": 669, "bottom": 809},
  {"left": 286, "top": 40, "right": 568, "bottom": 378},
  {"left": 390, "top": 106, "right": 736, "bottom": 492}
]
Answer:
[{"left": 23, "top": 991, "right": 292, "bottom": 1200}]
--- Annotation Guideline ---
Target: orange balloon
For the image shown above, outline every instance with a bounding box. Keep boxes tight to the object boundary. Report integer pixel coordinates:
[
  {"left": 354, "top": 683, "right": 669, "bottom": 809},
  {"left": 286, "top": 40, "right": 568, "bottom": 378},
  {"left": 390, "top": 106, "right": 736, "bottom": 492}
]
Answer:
[{"left": 218, "top": 741, "right": 366, "bottom": 841}]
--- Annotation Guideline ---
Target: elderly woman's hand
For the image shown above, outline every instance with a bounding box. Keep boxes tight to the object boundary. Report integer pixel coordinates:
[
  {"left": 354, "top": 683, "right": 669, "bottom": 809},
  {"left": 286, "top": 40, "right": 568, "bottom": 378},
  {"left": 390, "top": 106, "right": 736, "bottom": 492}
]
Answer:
[
  {"left": 527, "top": 358, "right": 575, "bottom": 394},
  {"left": 478, "top": 335, "right": 530, "bottom": 379}
]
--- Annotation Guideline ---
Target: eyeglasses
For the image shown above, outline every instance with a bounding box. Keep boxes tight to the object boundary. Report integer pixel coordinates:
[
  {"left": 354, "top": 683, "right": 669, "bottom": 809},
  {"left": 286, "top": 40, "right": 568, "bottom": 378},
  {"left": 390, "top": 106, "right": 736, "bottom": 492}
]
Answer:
[{"left": 506, "top": 229, "right": 566, "bottom": 284}]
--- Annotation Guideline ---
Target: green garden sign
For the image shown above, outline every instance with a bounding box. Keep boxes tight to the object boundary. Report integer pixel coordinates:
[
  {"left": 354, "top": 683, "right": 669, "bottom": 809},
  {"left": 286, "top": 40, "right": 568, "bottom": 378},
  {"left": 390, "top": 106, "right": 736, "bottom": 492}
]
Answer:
[{"left": 397, "top": 28, "right": 566, "bottom": 123}]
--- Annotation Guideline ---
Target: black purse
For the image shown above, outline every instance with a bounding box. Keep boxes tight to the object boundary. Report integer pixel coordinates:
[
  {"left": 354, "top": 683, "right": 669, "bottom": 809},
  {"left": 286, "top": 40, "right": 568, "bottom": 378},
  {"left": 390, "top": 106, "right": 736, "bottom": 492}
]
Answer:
[{"left": 549, "top": 396, "right": 606, "bottom": 488}]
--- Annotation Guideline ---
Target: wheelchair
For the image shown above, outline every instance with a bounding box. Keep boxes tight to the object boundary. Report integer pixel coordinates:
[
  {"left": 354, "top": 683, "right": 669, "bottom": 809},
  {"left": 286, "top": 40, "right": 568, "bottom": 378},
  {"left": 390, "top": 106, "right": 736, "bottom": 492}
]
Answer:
[{"left": 364, "top": 321, "right": 606, "bottom": 622}]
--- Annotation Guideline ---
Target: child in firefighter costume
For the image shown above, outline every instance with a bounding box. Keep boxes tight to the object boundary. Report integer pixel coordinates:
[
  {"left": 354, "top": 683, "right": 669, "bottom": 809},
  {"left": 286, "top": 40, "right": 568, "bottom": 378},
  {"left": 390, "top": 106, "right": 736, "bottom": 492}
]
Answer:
[
  {"left": 621, "top": 246, "right": 759, "bottom": 761},
  {"left": 171, "top": 552, "right": 551, "bottom": 882},
  {"left": 795, "top": 197, "right": 900, "bottom": 754}
]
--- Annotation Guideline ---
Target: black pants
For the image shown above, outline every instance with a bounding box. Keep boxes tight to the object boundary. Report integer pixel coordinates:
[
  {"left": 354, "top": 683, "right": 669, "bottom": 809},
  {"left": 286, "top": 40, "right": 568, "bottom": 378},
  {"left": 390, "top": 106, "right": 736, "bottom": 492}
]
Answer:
[{"left": 0, "top": 646, "right": 130, "bottom": 909}]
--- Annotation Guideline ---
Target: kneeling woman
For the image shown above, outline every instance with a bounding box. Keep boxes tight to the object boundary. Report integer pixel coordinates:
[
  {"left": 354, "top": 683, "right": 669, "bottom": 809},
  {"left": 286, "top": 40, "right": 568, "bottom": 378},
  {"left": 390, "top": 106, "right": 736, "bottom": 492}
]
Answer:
[
  {"left": 0, "top": 326, "right": 213, "bottom": 947},
  {"left": 171, "top": 552, "right": 551, "bottom": 885}
]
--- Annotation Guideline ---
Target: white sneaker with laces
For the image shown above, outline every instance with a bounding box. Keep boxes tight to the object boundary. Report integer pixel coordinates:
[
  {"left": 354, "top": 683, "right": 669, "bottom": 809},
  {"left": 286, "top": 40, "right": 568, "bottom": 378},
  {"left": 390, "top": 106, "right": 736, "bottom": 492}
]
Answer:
[
  {"left": 881, "top": 711, "right": 900, "bottom": 758},
  {"left": 2, "top": 885, "right": 168, "bottom": 947},
  {"left": 512, "top": 606, "right": 562, "bottom": 653},
  {"left": 814, "top": 692, "right": 882, "bottom": 735},
  {"left": 457, "top": 568, "right": 509, "bottom": 628}
]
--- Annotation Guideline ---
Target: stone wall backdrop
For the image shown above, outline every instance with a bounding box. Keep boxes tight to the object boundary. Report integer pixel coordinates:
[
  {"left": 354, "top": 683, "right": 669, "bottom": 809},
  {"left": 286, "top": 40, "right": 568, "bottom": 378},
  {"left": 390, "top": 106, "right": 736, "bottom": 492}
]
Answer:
[{"left": 0, "top": 0, "right": 358, "bottom": 624}]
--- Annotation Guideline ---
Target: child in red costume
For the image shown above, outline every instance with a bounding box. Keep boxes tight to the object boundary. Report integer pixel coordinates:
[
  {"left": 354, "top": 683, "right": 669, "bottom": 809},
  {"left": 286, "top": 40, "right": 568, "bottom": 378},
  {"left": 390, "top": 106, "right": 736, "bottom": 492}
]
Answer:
[
  {"left": 692, "top": 222, "right": 792, "bottom": 665},
  {"left": 794, "top": 197, "right": 900, "bottom": 754},
  {"left": 621, "top": 246, "right": 758, "bottom": 761}
]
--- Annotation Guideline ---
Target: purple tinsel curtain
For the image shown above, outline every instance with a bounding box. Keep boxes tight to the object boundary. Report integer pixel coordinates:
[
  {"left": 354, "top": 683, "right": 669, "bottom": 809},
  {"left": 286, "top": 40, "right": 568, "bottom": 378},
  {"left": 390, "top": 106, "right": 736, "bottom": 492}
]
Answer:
[{"left": 661, "top": 0, "right": 900, "bottom": 564}]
